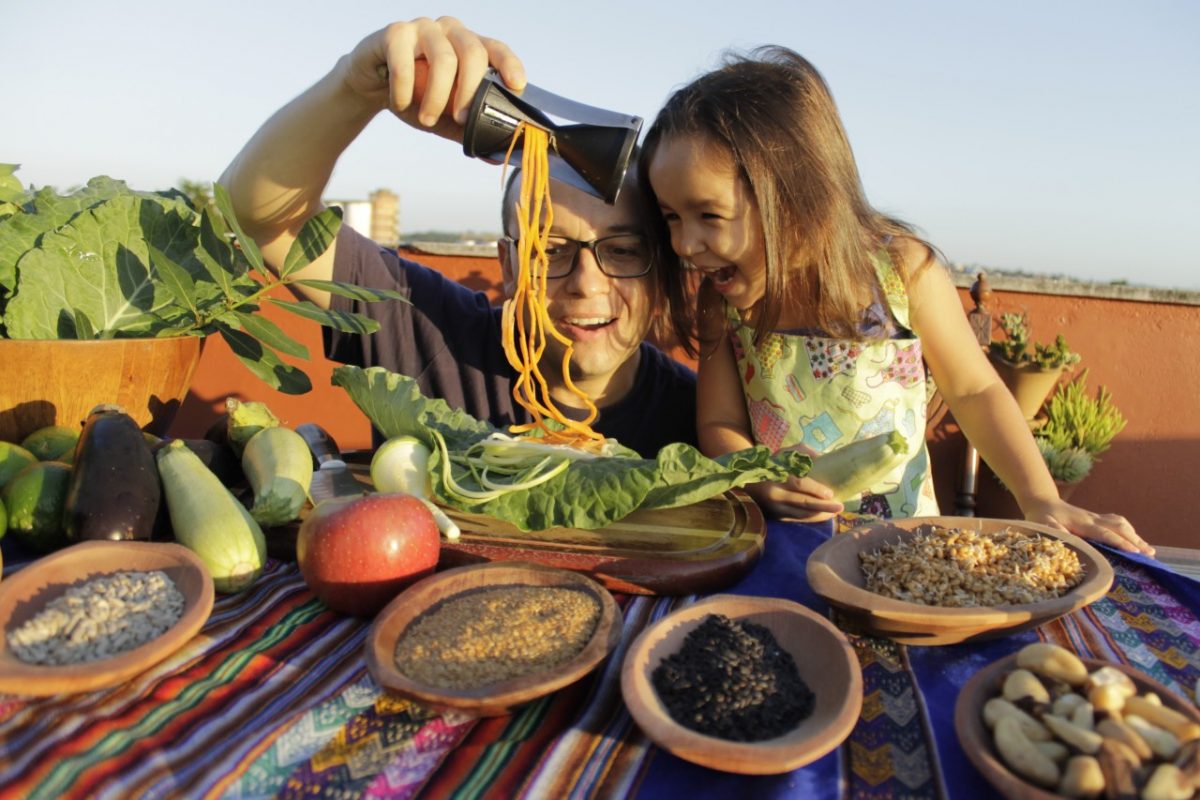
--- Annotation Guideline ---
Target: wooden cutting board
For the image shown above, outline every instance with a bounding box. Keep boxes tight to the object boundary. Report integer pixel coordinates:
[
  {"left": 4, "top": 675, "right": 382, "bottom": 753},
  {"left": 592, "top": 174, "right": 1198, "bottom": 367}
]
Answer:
[{"left": 269, "top": 458, "right": 766, "bottom": 597}]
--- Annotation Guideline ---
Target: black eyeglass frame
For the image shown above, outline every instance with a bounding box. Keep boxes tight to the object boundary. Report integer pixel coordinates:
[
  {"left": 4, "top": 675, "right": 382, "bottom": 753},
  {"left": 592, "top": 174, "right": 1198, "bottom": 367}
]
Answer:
[{"left": 502, "top": 234, "right": 654, "bottom": 279}]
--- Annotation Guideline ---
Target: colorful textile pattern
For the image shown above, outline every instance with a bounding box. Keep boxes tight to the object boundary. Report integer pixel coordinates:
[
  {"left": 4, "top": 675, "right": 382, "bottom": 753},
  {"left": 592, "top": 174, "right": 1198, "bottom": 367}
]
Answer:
[
  {"left": 724, "top": 253, "right": 940, "bottom": 518},
  {"left": 2, "top": 533, "right": 1199, "bottom": 800}
]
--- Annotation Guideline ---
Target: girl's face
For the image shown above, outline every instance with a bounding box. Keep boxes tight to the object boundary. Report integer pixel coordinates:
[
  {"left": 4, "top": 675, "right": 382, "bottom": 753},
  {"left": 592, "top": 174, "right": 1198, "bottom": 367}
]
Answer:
[{"left": 647, "top": 134, "right": 767, "bottom": 312}]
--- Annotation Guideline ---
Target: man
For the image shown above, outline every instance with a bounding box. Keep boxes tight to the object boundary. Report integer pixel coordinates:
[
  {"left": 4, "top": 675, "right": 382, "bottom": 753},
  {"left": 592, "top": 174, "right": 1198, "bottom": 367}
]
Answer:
[{"left": 219, "top": 16, "right": 695, "bottom": 457}]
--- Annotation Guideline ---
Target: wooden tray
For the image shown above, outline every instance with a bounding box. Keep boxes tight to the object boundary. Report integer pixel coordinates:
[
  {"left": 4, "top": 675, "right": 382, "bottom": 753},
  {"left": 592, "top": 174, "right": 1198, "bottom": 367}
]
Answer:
[{"left": 269, "top": 457, "right": 766, "bottom": 597}]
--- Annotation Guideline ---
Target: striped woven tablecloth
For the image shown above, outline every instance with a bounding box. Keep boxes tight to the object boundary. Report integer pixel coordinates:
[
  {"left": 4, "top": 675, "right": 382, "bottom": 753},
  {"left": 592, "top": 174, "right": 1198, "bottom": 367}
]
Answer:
[{"left": 2, "top": 522, "right": 1199, "bottom": 800}]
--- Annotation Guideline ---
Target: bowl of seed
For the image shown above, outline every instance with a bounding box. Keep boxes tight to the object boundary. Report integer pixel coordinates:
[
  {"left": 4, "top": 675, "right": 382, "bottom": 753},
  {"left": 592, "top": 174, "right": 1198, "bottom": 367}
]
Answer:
[
  {"left": 0, "top": 540, "right": 214, "bottom": 696},
  {"left": 365, "top": 561, "right": 623, "bottom": 717},
  {"left": 620, "top": 594, "right": 862, "bottom": 775},
  {"left": 806, "top": 516, "right": 1114, "bottom": 646}
]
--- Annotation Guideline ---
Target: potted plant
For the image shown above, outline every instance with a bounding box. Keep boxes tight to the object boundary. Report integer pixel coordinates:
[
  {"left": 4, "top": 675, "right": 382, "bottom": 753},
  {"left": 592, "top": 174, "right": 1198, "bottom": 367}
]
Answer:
[
  {"left": 1033, "top": 369, "right": 1126, "bottom": 497},
  {"left": 0, "top": 165, "right": 403, "bottom": 441},
  {"left": 988, "top": 312, "right": 1081, "bottom": 420}
]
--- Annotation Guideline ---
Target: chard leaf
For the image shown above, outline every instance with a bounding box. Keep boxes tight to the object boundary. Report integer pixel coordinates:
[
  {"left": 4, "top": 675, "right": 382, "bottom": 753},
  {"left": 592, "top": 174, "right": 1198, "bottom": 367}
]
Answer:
[
  {"left": 147, "top": 243, "right": 198, "bottom": 316},
  {"left": 269, "top": 299, "right": 379, "bottom": 334},
  {"left": 294, "top": 279, "right": 409, "bottom": 304},
  {"left": 233, "top": 310, "right": 309, "bottom": 359},
  {"left": 212, "top": 182, "right": 268, "bottom": 279},
  {"left": 331, "top": 365, "right": 810, "bottom": 530},
  {"left": 282, "top": 206, "right": 342, "bottom": 278},
  {"left": 217, "top": 324, "right": 312, "bottom": 394},
  {"left": 195, "top": 207, "right": 242, "bottom": 298},
  {"left": 5, "top": 194, "right": 206, "bottom": 338}
]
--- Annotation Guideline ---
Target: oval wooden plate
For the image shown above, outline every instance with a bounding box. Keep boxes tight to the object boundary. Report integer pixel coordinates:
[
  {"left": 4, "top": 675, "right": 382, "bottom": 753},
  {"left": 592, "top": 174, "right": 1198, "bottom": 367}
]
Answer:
[
  {"left": 805, "top": 517, "right": 1114, "bottom": 646},
  {"left": 955, "top": 653, "right": 1200, "bottom": 799},
  {"left": 365, "top": 561, "right": 623, "bottom": 717},
  {"left": 0, "top": 540, "right": 214, "bottom": 696},
  {"left": 620, "top": 594, "right": 862, "bottom": 775}
]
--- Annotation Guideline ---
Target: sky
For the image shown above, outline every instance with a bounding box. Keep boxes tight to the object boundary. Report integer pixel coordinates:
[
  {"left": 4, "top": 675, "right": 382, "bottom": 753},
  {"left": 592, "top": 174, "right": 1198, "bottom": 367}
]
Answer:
[{"left": 5, "top": 1, "right": 1199, "bottom": 290}]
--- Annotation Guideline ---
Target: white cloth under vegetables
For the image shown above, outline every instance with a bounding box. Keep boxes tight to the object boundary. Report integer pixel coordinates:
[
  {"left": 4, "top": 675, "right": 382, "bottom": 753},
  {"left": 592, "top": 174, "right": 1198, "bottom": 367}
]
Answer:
[{"left": 7, "top": 570, "right": 185, "bottom": 665}]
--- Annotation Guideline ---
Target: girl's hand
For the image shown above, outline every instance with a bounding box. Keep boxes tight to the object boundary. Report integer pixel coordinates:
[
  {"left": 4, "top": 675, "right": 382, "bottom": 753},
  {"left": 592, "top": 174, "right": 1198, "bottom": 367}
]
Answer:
[
  {"left": 746, "top": 475, "right": 844, "bottom": 523},
  {"left": 1023, "top": 497, "right": 1153, "bottom": 556},
  {"left": 342, "top": 16, "right": 525, "bottom": 140}
]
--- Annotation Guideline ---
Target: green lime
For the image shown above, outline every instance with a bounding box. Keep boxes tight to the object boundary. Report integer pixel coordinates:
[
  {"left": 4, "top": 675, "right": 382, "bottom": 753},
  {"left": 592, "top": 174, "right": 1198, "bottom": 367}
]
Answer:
[
  {"left": 21, "top": 425, "right": 80, "bottom": 463},
  {"left": 0, "top": 441, "right": 38, "bottom": 490},
  {"left": 1, "top": 461, "right": 72, "bottom": 553}
]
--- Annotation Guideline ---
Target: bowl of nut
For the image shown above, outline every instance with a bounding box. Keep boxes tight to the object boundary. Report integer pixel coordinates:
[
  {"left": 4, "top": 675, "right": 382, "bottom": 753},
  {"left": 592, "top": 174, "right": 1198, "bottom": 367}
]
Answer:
[
  {"left": 956, "top": 641, "right": 1200, "bottom": 799},
  {"left": 0, "top": 540, "right": 214, "bottom": 696},
  {"left": 620, "top": 594, "right": 862, "bottom": 775},
  {"left": 365, "top": 561, "right": 623, "bottom": 717},
  {"left": 805, "top": 517, "right": 1114, "bottom": 646}
]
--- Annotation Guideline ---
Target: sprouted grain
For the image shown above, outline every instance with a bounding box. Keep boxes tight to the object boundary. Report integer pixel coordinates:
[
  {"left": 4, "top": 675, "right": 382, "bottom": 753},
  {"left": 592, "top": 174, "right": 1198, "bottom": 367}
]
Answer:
[
  {"left": 651, "top": 613, "right": 814, "bottom": 742},
  {"left": 7, "top": 570, "right": 186, "bottom": 665},
  {"left": 859, "top": 525, "right": 1084, "bottom": 607},
  {"left": 394, "top": 584, "right": 601, "bottom": 689}
]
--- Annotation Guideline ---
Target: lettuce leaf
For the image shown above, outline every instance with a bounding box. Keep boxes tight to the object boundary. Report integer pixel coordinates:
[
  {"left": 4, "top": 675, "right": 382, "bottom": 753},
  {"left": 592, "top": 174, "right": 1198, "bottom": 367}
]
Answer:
[{"left": 332, "top": 365, "right": 810, "bottom": 530}]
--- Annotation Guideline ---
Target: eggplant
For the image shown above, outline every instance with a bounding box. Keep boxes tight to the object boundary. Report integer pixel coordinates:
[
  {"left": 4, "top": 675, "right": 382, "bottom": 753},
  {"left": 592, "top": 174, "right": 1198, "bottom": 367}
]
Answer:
[{"left": 63, "top": 404, "right": 161, "bottom": 541}]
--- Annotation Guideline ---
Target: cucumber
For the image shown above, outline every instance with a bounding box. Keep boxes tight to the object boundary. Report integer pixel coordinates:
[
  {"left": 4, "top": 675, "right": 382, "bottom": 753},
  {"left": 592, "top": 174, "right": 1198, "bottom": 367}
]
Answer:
[
  {"left": 808, "top": 431, "right": 910, "bottom": 502},
  {"left": 157, "top": 438, "right": 267, "bottom": 593},
  {"left": 63, "top": 405, "right": 161, "bottom": 542}
]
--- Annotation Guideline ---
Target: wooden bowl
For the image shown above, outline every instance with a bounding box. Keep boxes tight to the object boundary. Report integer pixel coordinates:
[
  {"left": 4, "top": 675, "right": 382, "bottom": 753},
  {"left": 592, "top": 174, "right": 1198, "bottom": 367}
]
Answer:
[
  {"left": 0, "top": 540, "right": 214, "bottom": 696},
  {"left": 955, "top": 653, "right": 1200, "bottom": 799},
  {"left": 805, "top": 516, "right": 1114, "bottom": 646},
  {"left": 620, "top": 594, "right": 862, "bottom": 775},
  {"left": 365, "top": 561, "right": 623, "bottom": 717},
  {"left": 0, "top": 336, "right": 203, "bottom": 442}
]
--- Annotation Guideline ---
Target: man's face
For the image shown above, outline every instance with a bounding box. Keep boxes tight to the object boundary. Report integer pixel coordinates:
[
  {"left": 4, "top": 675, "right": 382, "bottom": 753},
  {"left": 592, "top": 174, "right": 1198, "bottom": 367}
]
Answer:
[{"left": 499, "top": 176, "right": 654, "bottom": 400}]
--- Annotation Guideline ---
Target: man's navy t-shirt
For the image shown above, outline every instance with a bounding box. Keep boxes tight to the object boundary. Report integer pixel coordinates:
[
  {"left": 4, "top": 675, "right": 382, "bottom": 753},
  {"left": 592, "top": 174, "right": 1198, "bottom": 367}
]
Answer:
[{"left": 324, "top": 229, "right": 697, "bottom": 458}]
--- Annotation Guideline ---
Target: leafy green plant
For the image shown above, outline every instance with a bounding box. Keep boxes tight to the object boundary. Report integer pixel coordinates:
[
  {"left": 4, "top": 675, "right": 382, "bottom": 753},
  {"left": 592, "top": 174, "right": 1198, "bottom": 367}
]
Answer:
[
  {"left": 1035, "top": 438, "right": 1095, "bottom": 484},
  {"left": 1037, "top": 369, "right": 1126, "bottom": 457},
  {"left": 0, "top": 167, "right": 406, "bottom": 394},
  {"left": 988, "top": 312, "right": 1080, "bottom": 370}
]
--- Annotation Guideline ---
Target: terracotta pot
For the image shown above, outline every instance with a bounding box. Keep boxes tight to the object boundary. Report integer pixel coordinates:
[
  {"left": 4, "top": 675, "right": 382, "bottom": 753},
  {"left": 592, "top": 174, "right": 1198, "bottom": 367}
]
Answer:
[
  {"left": 0, "top": 336, "right": 203, "bottom": 442},
  {"left": 990, "top": 358, "right": 1063, "bottom": 421}
]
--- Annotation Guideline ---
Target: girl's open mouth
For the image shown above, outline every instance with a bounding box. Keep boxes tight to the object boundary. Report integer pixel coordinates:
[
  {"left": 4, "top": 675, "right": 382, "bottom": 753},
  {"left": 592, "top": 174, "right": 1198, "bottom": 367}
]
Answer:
[{"left": 707, "top": 265, "right": 738, "bottom": 290}]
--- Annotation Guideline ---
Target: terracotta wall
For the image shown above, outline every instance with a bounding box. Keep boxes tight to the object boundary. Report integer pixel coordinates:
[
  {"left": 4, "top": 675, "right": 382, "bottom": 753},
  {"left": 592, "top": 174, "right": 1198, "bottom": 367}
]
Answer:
[{"left": 171, "top": 251, "right": 1200, "bottom": 549}]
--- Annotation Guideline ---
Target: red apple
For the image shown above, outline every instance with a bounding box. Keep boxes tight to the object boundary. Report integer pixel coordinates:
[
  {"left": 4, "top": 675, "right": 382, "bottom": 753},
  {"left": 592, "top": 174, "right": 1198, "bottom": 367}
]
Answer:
[{"left": 296, "top": 492, "right": 440, "bottom": 617}]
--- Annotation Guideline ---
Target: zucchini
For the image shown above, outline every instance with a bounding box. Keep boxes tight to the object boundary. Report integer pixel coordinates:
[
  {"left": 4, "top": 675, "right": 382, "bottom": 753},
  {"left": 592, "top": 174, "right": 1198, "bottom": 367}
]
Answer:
[
  {"left": 807, "top": 431, "right": 910, "bottom": 501},
  {"left": 225, "top": 397, "right": 280, "bottom": 456},
  {"left": 157, "top": 438, "right": 267, "bottom": 593},
  {"left": 242, "top": 426, "right": 313, "bottom": 526},
  {"left": 63, "top": 405, "right": 160, "bottom": 542}
]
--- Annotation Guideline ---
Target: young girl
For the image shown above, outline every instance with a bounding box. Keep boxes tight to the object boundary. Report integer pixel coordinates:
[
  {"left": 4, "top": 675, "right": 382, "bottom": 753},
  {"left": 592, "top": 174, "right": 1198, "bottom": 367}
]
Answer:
[{"left": 639, "top": 46, "right": 1151, "bottom": 555}]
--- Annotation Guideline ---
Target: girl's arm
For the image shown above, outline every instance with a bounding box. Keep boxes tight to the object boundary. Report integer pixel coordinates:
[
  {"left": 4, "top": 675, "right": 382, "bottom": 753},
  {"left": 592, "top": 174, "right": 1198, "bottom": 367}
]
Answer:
[
  {"left": 695, "top": 284, "right": 842, "bottom": 522},
  {"left": 904, "top": 240, "right": 1152, "bottom": 555}
]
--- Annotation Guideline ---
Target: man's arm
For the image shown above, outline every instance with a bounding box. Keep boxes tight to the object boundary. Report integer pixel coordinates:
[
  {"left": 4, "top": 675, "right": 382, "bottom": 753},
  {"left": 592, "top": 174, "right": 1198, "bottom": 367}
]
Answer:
[{"left": 218, "top": 16, "right": 525, "bottom": 309}]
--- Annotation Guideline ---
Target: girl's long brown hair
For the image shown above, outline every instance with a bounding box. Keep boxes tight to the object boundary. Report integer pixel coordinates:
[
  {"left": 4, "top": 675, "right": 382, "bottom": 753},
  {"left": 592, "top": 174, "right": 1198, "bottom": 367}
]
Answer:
[{"left": 638, "top": 46, "right": 938, "bottom": 358}]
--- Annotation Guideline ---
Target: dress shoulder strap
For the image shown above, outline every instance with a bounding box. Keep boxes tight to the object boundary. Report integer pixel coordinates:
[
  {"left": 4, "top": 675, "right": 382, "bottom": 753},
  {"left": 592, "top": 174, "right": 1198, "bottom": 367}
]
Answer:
[{"left": 869, "top": 250, "right": 912, "bottom": 331}]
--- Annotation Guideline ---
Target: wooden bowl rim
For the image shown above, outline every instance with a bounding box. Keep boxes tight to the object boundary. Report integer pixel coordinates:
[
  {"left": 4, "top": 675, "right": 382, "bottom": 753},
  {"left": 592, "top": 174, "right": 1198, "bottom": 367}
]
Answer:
[
  {"left": 619, "top": 593, "right": 863, "bottom": 775},
  {"left": 365, "top": 561, "right": 623, "bottom": 715},
  {"left": 0, "top": 540, "right": 214, "bottom": 696},
  {"left": 806, "top": 516, "right": 1114, "bottom": 626},
  {"left": 954, "top": 652, "right": 1200, "bottom": 799}
]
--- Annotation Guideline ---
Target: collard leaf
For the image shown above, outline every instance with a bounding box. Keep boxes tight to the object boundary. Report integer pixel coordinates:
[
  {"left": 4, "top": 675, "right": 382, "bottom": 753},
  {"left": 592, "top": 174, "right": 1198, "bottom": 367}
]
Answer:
[
  {"left": 211, "top": 182, "right": 268, "bottom": 279},
  {"left": 217, "top": 324, "right": 312, "bottom": 394},
  {"left": 269, "top": 298, "right": 380, "bottom": 335},
  {"left": 294, "top": 279, "right": 410, "bottom": 304},
  {"left": 232, "top": 310, "right": 309, "bottom": 359},
  {"left": 5, "top": 194, "right": 204, "bottom": 338},
  {"left": 282, "top": 206, "right": 342, "bottom": 278}
]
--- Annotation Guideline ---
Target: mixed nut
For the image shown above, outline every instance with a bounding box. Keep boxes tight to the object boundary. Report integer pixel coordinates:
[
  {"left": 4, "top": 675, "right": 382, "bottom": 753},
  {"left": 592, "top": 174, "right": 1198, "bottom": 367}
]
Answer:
[{"left": 982, "top": 641, "right": 1200, "bottom": 799}]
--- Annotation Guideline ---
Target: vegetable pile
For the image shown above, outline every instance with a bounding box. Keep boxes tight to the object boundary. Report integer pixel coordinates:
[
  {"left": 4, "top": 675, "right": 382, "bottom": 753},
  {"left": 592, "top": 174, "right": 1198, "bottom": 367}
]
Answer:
[{"left": 333, "top": 365, "right": 812, "bottom": 531}]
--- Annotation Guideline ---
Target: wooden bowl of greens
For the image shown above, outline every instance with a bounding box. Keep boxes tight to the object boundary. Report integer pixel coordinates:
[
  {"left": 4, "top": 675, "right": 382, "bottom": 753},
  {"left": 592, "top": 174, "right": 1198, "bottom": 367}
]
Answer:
[{"left": 620, "top": 594, "right": 862, "bottom": 775}]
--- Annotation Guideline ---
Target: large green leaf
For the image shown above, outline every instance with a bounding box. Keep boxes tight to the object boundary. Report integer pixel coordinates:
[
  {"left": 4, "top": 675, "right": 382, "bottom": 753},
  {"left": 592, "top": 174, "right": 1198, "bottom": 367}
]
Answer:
[
  {"left": 331, "top": 366, "right": 810, "bottom": 530},
  {"left": 218, "top": 324, "right": 312, "bottom": 394},
  {"left": 233, "top": 310, "right": 309, "bottom": 359}
]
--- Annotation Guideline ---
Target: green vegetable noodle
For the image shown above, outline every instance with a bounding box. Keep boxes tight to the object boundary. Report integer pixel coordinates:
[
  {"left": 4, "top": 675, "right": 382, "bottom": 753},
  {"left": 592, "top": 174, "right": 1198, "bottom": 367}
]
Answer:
[
  {"left": 242, "top": 426, "right": 313, "bottom": 527},
  {"left": 807, "top": 431, "right": 909, "bottom": 502},
  {"left": 157, "top": 439, "right": 267, "bottom": 593}
]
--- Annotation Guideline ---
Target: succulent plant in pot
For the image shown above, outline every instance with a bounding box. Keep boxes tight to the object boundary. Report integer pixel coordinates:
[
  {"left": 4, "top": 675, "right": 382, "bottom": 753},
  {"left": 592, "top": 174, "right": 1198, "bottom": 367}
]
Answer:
[
  {"left": 1033, "top": 369, "right": 1126, "bottom": 494},
  {"left": 0, "top": 164, "right": 406, "bottom": 440},
  {"left": 988, "top": 312, "right": 1081, "bottom": 420}
]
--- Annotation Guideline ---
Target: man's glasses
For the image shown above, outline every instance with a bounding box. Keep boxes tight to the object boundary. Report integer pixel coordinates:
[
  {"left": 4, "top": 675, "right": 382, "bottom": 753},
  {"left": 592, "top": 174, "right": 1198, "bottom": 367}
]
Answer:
[{"left": 504, "top": 234, "right": 654, "bottom": 279}]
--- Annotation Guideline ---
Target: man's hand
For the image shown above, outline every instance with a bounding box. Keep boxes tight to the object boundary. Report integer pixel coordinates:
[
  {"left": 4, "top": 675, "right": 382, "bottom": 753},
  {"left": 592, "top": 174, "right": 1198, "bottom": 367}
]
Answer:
[{"left": 342, "top": 16, "right": 526, "bottom": 144}]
